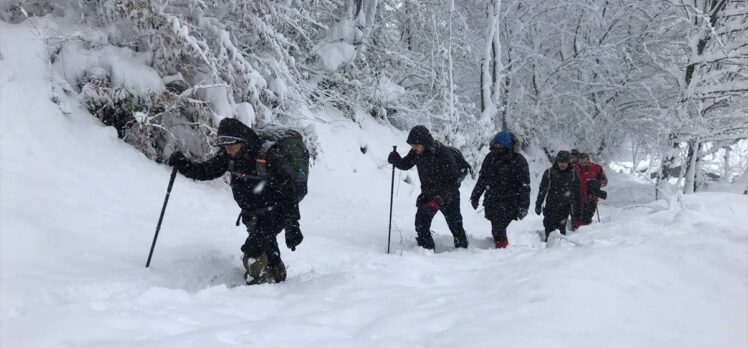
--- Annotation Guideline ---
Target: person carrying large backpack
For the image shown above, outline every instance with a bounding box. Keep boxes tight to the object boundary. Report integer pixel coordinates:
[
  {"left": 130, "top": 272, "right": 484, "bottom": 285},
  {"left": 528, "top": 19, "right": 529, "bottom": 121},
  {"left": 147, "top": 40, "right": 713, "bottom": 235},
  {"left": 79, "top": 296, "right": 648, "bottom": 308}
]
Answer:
[
  {"left": 535, "top": 151, "right": 582, "bottom": 241},
  {"left": 167, "top": 118, "right": 305, "bottom": 285},
  {"left": 470, "top": 131, "right": 530, "bottom": 249},
  {"left": 388, "top": 125, "right": 469, "bottom": 250}
]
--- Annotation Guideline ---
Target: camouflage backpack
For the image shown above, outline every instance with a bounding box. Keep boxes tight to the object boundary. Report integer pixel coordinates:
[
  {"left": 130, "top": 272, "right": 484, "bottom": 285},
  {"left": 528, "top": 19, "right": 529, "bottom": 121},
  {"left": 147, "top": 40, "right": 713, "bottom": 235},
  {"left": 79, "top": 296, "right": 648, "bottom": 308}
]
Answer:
[{"left": 255, "top": 126, "right": 310, "bottom": 202}]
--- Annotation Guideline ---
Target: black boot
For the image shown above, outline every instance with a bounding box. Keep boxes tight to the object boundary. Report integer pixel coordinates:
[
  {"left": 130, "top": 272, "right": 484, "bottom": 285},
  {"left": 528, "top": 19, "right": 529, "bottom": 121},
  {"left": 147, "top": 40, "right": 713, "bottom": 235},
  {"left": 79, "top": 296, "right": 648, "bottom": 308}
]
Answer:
[
  {"left": 453, "top": 230, "right": 468, "bottom": 248},
  {"left": 415, "top": 231, "right": 435, "bottom": 250}
]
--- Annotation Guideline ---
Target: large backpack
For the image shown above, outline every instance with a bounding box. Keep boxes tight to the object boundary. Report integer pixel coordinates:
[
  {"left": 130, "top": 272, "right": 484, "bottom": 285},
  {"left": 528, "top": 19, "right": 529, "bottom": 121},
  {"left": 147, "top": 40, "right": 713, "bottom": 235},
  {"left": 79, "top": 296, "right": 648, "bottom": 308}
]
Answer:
[
  {"left": 443, "top": 144, "right": 473, "bottom": 181},
  {"left": 255, "top": 126, "right": 310, "bottom": 202}
]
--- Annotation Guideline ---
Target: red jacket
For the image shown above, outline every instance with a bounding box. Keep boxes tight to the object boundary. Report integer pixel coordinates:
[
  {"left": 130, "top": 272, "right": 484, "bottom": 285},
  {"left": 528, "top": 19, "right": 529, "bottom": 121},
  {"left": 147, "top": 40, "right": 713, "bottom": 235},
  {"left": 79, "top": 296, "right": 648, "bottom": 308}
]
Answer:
[{"left": 573, "top": 163, "right": 608, "bottom": 203}]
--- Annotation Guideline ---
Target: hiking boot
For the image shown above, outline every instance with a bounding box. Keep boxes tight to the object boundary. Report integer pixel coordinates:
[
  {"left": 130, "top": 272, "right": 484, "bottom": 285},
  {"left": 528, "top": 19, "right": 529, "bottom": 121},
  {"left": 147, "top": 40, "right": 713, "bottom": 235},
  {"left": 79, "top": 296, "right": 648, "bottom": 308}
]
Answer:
[
  {"left": 415, "top": 232, "right": 435, "bottom": 250},
  {"left": 453, "top": 230, "right": 468, "bottom": 248},
  {"left": 269, "top": 261, "right": 287, "bottom": 283},
  {"left": 242, "top": 253, "right": 271, "bottom": 285}
]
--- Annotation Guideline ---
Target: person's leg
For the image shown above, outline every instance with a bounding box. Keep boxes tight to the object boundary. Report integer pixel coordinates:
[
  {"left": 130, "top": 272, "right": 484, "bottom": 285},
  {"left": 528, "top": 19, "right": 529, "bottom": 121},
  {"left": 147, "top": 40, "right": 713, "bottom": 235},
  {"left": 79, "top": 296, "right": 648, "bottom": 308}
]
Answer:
[
  {"left": 582, "top": 201, "right": 597, "bottom": 224},
  {"left": 241, "top": 212, "right": 286, "bottom": 284},
  {"left": 490, "top": 216, "right": 512, "bottom": 248},
  {"left": 557, "top": 206, "right": 571, "bottom": 235},
  {"left": 542, "top": 214, "right": 556, "bottom": 242},
  {"left": 440, "top": 196, "right": 468, "bottom": 248},
  {"left": 414, "top": 205, "right": 437, "bottom": 250}
]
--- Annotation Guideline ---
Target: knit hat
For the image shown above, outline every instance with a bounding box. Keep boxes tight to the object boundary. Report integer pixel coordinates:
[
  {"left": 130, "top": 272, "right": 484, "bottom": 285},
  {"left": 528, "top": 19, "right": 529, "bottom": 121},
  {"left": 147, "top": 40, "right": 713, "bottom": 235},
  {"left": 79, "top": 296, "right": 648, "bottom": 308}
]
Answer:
[
  {"left": 556, "top": 150, "right": 571, "bottom": 163},
  {"left": 490, "top": 131, "right": 513, "bottom": 148}
]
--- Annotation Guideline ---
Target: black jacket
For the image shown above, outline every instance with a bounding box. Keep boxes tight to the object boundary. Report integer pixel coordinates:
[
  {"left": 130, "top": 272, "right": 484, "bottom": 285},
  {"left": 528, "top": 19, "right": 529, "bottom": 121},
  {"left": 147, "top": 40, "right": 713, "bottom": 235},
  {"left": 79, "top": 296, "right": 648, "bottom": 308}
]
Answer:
[
  {"left": 176, "top": 121, "right": 299, "bottom": 223},
  {"left": 536, "top": 164, "right": 581, "bottom": 216},
  {"left": 392, "top": 141, "right": 462, "bottom": 202},
  {"left": 471, "top": 150, "right": 531, "bottom": 220}
]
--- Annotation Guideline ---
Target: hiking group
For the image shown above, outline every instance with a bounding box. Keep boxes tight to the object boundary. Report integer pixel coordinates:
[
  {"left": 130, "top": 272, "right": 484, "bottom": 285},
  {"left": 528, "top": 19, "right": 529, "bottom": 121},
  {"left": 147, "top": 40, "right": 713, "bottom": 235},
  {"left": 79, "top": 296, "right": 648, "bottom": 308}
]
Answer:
[{"left": 166, "top": 119, "right": 607, "bottom": 285}]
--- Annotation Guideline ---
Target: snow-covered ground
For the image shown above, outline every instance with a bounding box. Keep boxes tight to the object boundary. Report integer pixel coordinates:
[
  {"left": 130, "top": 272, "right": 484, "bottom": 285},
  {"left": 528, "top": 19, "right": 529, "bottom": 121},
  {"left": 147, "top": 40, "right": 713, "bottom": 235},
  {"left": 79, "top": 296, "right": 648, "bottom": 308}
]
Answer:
[{"left": 2, "top": 19, "right": 747, "bottom": 348}]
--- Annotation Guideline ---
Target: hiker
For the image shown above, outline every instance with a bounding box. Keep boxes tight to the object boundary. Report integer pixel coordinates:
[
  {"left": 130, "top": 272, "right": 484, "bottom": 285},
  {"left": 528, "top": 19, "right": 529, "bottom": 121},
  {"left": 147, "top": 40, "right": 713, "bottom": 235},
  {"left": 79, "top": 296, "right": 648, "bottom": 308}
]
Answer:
[
  {"left": 388, "top": 125, "right": 469, "bottom": 250},
  {"left": 535, "top": 151, "right": 582, "bottom": 241},
  {"left": 470, "top": 131, "right": 530, "bottom": 248},
  {"left": 573, "top": 153, "right": 608, "bottom": 228},
  {"left": 167, "top": 118, "right": 303, "bottom": 285},
  {"left": 570, "top": 149, "right": 580, "bottom": 165}
]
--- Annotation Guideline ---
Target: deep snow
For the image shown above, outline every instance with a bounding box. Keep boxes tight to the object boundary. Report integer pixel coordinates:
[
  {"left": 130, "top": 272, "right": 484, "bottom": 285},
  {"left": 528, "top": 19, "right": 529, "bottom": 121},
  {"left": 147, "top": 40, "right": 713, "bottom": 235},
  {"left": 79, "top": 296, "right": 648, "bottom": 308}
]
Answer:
[{"left": 1, "top": 19, "right": 747, "bottom": 348}]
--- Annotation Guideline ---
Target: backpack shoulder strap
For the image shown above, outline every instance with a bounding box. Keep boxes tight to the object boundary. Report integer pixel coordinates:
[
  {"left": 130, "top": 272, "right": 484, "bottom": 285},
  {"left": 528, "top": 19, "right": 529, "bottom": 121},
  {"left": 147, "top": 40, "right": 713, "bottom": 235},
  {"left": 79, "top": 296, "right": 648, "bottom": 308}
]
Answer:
[{"left": 256, "top": 141, "right": 276, "bottom": 176}]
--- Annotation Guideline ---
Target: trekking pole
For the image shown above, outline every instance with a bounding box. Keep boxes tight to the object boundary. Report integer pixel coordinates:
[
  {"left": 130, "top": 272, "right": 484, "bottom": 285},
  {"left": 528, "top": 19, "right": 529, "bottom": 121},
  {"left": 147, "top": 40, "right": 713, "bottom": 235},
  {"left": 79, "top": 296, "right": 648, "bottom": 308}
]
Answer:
[
  {"left": 146, "top": 166, "right": 178, "bottom": 268},
  {"left": 387, "top": 146, "right": 397, "bottom": 254},
  {"left": 596, "top": 205, "right": 601, "bottom": 223}
]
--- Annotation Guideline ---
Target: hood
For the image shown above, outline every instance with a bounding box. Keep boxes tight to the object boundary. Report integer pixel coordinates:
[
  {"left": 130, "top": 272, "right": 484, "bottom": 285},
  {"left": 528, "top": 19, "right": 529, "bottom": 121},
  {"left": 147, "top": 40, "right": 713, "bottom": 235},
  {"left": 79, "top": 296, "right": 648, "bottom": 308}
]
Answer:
[
  {"left": 216, "top": 118, "right": 261, "bottom": 151},
  {"left": 406, "top": 125, "right": 435, "bottom": 149}
]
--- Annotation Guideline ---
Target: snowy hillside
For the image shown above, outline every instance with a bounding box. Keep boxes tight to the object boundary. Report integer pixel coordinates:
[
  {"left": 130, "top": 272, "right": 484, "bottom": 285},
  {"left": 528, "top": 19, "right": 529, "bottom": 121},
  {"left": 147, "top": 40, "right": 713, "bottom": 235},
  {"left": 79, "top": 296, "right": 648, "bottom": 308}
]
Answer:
[{"left": 2, "top": 19, "right": 748, "bottom": 348}]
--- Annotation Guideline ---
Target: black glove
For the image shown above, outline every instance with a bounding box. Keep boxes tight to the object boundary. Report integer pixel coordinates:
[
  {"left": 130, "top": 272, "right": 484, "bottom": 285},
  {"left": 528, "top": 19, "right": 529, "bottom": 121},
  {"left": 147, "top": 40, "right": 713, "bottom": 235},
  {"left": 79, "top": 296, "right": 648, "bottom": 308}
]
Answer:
[
  {"left": 470, "top": 196, "right": 479, "bottom": 210},
  {"left": 285, "top": 224, "right": 303, "bottom": 251},
  {"left": 167, "top": 151, "right": 188, "bottom": 169},
  {"left": 387, "top": 150, "right": 401, "bottom": 164},
  {"left": 535, "top": 205, "right": 542, "bottom": 216},
  {"left": 517, "top": 208, "right": 528, "bottom": 220}
]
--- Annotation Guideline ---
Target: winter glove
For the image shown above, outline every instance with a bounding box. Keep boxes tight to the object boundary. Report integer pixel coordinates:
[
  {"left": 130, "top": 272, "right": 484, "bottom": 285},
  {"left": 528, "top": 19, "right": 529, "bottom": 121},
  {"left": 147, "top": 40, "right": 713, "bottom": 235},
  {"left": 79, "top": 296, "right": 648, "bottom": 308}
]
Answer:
[
  {"left": 387, "top": 150, "right": 401, "bottom": 165},
  {"left": 284, "top": 223, "right": 303, "bottom": 251},
  {"left": 517, "top": 208, "right": 528, "bottom": 221},
  {"left": 167, "top": 151, "right": 188, "bottom": 169},
  {"left": 535, "top": 205, "right": 542, "bottom": 216},
  {"left": 470, "top": 196, "right": 480, "bottom": 210},
  {"left": 424, "top": 196, "right": 444, "bottom": 211}
]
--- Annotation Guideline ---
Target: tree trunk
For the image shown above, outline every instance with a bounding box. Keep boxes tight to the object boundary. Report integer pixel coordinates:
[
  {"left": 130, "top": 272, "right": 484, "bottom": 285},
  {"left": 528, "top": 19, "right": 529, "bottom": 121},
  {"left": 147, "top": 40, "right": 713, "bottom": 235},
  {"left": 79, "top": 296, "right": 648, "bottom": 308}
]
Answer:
[
  {"left": 683, "top": 140, "right": 700, "bottom": 194},
  {"left": 723, "top": 146, "right": 731, "bottom": 183}
]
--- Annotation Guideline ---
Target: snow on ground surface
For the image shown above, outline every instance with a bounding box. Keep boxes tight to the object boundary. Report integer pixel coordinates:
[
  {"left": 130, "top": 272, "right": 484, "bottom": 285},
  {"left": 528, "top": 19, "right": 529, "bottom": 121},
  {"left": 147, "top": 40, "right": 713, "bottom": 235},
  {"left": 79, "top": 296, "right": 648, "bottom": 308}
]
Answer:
[{"left": 2, "top": 19, "right": 747, "bottom": 348}]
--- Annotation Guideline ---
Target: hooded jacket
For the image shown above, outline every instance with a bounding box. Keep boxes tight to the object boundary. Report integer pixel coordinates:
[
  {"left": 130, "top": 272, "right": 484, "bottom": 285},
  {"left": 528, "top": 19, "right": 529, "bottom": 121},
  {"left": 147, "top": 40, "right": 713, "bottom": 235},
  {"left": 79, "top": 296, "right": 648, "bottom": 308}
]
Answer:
[
  {"left": 470, "top": 146, "right": 531, "bottom": 220},
  {"left": 392, "top": 126, "right": 462, "bottom": 201},
  {"left": 175, "top": 118, "right": 299, "bottom": 221},
  {"left": 536, "top": 162, "right": 582, "bottom": 216}
]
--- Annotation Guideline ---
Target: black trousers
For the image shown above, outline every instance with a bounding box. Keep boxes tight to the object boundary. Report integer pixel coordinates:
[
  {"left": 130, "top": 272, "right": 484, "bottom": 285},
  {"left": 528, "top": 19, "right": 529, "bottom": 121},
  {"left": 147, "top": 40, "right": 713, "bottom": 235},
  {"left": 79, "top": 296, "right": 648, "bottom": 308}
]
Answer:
[
  {"left": 241, "top": 209, "right": 284, "bottom": 267},
  {"left": 581, "top": 201, "right": 597, "bottom": 224},
  {"left": 414, "top": 195, "right": 468, "bottom": 249},
  {"left": 543, "top": 205, "right": 570, "bottom": 240},
  {"left": 489, "top": 216, "right": 513, "bottom": 243}
]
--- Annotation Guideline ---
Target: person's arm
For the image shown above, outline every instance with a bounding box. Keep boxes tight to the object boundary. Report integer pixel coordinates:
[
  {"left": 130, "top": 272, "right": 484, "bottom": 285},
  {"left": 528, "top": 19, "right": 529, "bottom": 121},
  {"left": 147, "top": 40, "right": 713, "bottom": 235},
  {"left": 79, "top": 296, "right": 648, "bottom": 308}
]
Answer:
[
  {"left": 572, "top": 171, "right": 583, "bottom": 218},
  {"left": 266, "top": 149, "right": 297, "bottom": 215},
  {"left": 392, "top": 150, "right": 417, "bottom": 170},
  {"left": 535, "top": 169, "right": 550, "bottom": 212},
  {"left": 267, "top": 149, "right": 304, "bottom": 250},
  {"left": 176, "top": 152, "right": 229, "bottom": 181},
  {"left": 470, "top": 156, "right": 490, "bottom": 205},
  {"left": 598, "top": 166, "right": 608, "bottom": 187},
  {"left": 517, "top": 156, "right": 531, "bottom": 210}
]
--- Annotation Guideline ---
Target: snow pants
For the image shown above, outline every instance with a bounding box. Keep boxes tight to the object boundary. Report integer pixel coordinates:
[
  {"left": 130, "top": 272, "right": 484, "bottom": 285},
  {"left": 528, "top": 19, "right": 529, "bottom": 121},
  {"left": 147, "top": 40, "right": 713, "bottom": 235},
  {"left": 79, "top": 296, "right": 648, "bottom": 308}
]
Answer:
[
  {"left": 414, "top": 194, "right": 468, "bottom": 249},
  {"left": 489, "top": 216, "right": 513, "bottom": 243},
  {"left": 543, "top": 205, "right": 570, "bottom": 241},
  {"left": 241, "top": 209, "right": 286, "bottom": 283}
]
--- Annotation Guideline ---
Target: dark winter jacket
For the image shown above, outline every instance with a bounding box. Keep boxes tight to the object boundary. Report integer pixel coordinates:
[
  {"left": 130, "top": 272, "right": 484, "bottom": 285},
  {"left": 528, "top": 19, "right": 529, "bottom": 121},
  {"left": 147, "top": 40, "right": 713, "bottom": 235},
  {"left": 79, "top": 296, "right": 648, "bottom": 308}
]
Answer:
[
  {"left": 536, "top": 164, "right": 582, "bottom": 217},
  {"left": 176, "top": 120, "right": 299, "bottom": 223},
  {"left": 470, "top": 150, "right": 531, "bottom": 220},
  {"left": 392, "top": 128, "right": 462, "bottom": 203}
]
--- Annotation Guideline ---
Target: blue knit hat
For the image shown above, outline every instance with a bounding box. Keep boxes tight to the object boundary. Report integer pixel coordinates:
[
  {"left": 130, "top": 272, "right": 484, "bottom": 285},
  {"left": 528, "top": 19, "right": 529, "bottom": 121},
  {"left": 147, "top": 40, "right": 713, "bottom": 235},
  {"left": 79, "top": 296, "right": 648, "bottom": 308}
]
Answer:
[{"left": 490, "top": 131, "right": 513, "bottom": 148}]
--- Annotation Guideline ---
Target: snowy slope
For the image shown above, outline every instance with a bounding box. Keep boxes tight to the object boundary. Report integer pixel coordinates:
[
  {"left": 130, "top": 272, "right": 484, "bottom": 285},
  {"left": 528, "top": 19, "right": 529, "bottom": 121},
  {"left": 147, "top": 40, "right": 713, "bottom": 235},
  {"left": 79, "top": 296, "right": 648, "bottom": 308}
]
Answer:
[{"left": 1, "top": 19, "right": 747, "bottom": 348}]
